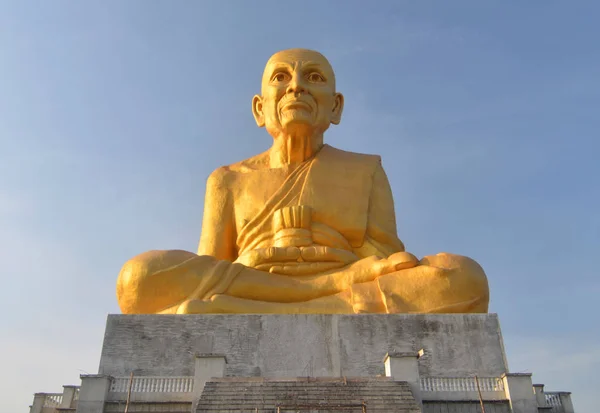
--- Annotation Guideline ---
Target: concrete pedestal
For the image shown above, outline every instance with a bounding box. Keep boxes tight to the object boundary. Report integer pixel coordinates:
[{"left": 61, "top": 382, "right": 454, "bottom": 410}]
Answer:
[{"left": 99, "top": 313, "right": 508, "bottom": 379}]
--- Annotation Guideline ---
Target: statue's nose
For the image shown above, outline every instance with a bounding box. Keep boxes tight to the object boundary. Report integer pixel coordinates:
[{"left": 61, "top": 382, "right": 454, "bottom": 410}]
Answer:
[{"left": 286, "top": 74, "right": 306, "bottom": 95}]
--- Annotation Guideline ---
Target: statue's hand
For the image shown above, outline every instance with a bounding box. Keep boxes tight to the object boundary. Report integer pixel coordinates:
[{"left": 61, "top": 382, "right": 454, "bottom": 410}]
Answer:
[
  {"left": 269, "top": 250, "right": 418, "bottom": 278},
  {"left": 264, "top": 246, "right": 359, "bottom": 276},
  {"left": 235, "top": 245, "right": 360, "bottom": 276},
  {"left": 299, "top": 245, "right": 357, "bottom": 264},
  {"left": 235, "top": 246, "right": 301, "bottom": 268}
]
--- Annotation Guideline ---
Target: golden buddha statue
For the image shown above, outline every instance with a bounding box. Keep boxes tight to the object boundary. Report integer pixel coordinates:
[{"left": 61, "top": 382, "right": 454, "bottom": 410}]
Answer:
[{"left": 117, "top": 48, "right": 489, "bottom": 315}]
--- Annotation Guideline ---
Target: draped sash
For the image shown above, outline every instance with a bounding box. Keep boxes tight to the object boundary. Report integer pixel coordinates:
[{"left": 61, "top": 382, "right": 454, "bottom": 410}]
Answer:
[
  {"left": 235, "top": 145, "right": 380, "bottom": 257},
  {"left": 235, "top": 156, "right": 314, "bottom": 256}
]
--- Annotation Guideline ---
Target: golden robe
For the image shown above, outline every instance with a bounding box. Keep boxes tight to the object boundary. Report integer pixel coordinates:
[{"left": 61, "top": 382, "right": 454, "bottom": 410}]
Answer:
[{"left": 117, "top": 145, "right": 489, "bottom": 314}]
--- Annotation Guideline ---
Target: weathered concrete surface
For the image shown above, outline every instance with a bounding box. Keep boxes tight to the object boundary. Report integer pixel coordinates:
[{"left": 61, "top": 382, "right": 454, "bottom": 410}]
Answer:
[{"left": 99, "top": 314, "right": 508, "bottom": 378}]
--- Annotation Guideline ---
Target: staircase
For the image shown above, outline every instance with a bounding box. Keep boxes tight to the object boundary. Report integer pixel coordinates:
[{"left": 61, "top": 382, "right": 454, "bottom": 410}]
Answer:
[{"left": 196, "top": 377, "right": 421, "bottom": 412}]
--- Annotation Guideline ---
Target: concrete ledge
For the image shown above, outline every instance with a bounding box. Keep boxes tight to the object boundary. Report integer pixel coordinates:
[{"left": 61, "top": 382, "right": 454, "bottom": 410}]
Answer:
[
  {"left": 422, "top": 390, "right": 506, "bottom": 401},
  {"left": 207, "top": 376, "right": 394, "bottom": 382},
  {"left": 195, "top": 353, "right": 228, "bottom": 362},
  {"left": 383, "top": 351, "right": 422, "bottom": 362},
  {"left": 106, "top": 392, "right": 192, "bottom": 403}
]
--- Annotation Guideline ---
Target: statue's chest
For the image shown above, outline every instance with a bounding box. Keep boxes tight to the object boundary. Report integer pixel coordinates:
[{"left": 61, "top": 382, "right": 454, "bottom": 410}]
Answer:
[{"left": 231, "top": 168, "right": 291, "bottom": 226}]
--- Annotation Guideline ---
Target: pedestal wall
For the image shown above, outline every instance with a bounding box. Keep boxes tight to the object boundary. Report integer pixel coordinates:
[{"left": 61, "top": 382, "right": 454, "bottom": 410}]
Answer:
[{"left": 99, "top": 314, "right": 508, "bottom": 378}]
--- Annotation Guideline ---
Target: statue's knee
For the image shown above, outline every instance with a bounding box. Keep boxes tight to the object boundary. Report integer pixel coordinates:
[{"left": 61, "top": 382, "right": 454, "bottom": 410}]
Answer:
[
  {"left": 451, "top": 254, "right": 488, "bottom": 288},
  {"left": 447, "top": 254, "right": 489, "bottom": 307},
  {"left": 118, "top": 254, "right": 148, "bottom": 289},
  {"left": 116, "top": 254, "right": 154, "bottom": 314},
  {"left": 419, "top": 253, "right": 489, "bottom": 296},
  {"left": 117, "top": 250, "right": 201, "bottom": 314}
]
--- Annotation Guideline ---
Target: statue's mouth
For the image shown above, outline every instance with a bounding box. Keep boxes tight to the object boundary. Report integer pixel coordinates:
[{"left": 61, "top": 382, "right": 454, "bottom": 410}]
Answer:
[
  {"left": 282, "top": 101, "right": 312, "bottom": 111},
  {"left": 280, "top": 96, "right": 314, "bottom": 113}
]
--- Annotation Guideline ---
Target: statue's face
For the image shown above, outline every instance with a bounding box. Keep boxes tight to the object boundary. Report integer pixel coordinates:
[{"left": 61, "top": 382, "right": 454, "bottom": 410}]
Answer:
[{"left": 253, "top": 49, "right": 344, "bottom": 136}]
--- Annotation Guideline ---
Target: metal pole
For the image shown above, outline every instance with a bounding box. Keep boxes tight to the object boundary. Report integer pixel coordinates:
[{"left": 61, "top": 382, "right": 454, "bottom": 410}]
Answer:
[
  {"left": 475, "top": 376, "right": 486, "bottom": 413},
  {"left": 124, "top": 372, "right": 134, "bottom": 413}
]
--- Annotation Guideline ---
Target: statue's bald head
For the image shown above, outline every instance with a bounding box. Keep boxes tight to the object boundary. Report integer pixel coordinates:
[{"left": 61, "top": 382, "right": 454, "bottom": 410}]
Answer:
[
  {"left": 253, "top": 48, "right": 344, "bottom": 134},
  {"left": 261, "top": 48, "right": 336, "bottom": 94}
]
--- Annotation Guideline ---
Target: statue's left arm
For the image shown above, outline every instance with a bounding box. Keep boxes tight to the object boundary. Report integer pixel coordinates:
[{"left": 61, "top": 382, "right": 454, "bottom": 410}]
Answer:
[
  {"left": 355, "top": 161, "right": 406, "bottom": 258},
  {"left": 197, "top": 168, "right": 237, "bottom": 261}
]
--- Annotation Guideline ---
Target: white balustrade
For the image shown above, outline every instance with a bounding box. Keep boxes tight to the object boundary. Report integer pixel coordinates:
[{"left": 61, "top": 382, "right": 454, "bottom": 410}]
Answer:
[
  {"left": 110, "top": 376, "right": 194, "bottom": 393},
  {"left": 42, "top": 393, "right": 63, "bottom": 407},
  {"left": 545, "top": 392, "right": 563, "bottom": 412},
  {"left": 420, "top": 376, "right": 505, "bottom": 392}
]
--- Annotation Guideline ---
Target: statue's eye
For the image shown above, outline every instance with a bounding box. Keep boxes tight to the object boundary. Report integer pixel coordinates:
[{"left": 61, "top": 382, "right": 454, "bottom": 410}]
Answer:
[
  {"left": 307, "top": 72, "right": 325, "bottom": 83},
  {"left": 272, "top": 72, "right": 290, "bottom": 82}
]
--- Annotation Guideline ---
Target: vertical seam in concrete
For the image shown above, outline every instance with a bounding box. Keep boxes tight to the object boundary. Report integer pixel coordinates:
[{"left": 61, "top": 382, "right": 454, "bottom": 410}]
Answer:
[{"left": 330, "top": 315, "right": 342, "bottom": 376}]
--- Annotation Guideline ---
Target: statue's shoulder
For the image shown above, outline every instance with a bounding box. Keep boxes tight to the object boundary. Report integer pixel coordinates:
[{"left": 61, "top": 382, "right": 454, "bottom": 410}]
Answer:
[
  {"left": 321, "top": 145, "right": 382, "bottom": 167},
  {"left": 206, "top": 166, "right": 232, "bottom": 189},
  {"left": 221, "top": 150, "right": 270, "bottom": 173},
  {"left": 206, "top": 150, "right": 270, "bottom": 188}
]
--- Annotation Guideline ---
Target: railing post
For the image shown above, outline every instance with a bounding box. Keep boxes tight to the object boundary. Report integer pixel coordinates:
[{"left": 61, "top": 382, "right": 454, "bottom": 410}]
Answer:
[
  {"left": 558, "top": 392, "right": 574, "bottom": 413},
  {"left": 76, "top": 374, "right": 112, "bottom": 413},
  {"left": 532, "top": 384, "right": 547, "bottom": 408},
  {"left": 29, "top": 393, "right": 46, "bottom": 413},
  {"left": 383, "top": 350, "right": 423, "bottom": 407},
  {"left": 60, "top": 385, "right": 79, "bottom": 408},
  {"left": 501, "top": 373, "right": 537, "bottom": 413}
]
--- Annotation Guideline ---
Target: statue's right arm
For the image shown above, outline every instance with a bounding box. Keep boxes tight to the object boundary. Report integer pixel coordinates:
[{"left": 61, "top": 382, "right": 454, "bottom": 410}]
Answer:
[{"left": 197, "top": 167, "right": 238, "bottom": 261}]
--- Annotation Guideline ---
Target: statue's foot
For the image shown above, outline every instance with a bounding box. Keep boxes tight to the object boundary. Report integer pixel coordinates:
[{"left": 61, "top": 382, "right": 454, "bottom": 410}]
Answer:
[
  {"left": 387, "top": 251, "right": 420, "bottom": 271},
  {"left": 339, "top": 251, "right": 419, "bottom": 285},
  {"left": 176, "top": 292, "right": 355, "bottom": 314}
]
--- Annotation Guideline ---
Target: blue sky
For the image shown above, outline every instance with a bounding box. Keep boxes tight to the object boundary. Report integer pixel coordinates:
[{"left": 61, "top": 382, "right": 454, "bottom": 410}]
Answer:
[{"left": 1, "top": 1, "right": 598, "bottom": 411}]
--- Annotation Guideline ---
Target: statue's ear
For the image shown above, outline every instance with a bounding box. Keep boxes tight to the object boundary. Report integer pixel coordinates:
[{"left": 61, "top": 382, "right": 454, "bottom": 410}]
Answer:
[
  {"left": 330, "top": 92, "right": 344, "bottom": 125},
  {"left": 252, "top": 95, "right": 265, "bottom": 127}
]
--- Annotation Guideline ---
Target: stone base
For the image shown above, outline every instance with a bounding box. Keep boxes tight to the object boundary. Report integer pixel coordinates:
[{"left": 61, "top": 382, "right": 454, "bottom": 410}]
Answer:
[{"left": 99, "top": 314, "right": 508, "bottom": 378}]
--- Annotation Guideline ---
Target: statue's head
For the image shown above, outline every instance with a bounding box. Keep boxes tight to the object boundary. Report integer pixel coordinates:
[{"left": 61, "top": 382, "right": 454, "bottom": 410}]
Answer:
[{"left": 252, "top": 48, "right": 344, "bottom": 138}]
